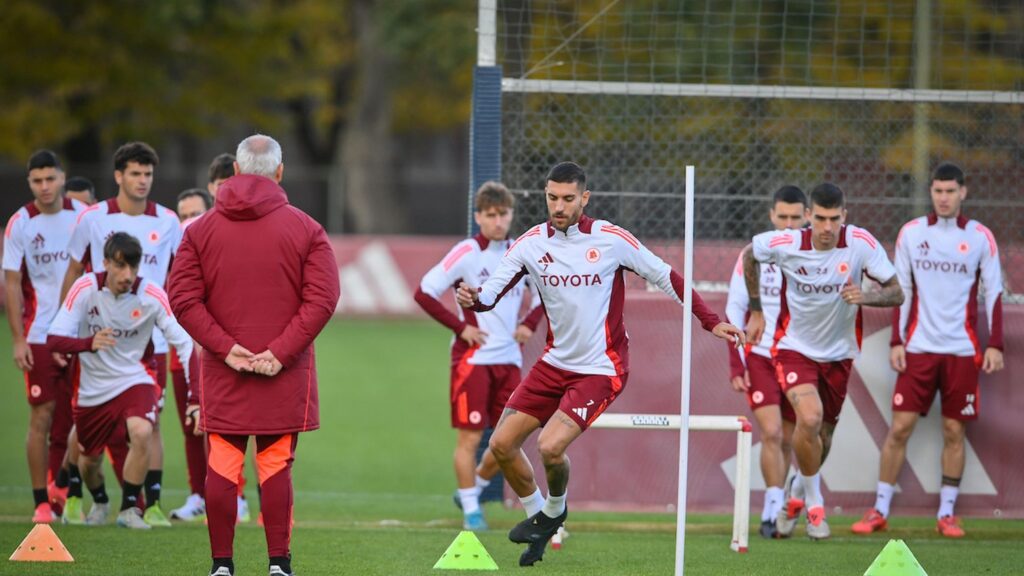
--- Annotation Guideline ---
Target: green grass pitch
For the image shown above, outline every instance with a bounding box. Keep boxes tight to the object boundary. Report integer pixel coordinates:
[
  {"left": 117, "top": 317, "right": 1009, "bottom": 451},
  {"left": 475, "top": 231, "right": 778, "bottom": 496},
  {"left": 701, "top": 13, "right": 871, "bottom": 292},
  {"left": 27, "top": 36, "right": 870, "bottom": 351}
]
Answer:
[{"left": 0, "top": 318, "right": 1021, "bottom": 574}]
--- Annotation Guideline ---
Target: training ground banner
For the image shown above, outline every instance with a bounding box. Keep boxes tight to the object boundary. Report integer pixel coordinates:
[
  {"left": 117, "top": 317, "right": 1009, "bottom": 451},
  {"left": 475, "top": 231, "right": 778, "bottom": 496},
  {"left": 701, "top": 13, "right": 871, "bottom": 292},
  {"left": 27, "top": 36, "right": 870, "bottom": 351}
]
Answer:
[{"left": 327, "top": 236, "right": 1022, "bottom": 519}]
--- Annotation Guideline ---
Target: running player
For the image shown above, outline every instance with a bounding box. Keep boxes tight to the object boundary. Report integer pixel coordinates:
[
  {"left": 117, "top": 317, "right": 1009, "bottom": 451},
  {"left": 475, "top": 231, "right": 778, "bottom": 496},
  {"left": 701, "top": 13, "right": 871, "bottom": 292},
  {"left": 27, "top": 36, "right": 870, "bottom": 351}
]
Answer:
[
  {"left": 742, "top": 183, "right": 904, "bottom": 539},
  {"left": 61, "top": 142, "right": 182, "bottom": 526},
  {"left": 851, "top": 163, "right": 1004, "bottom": 538},
  {"left": 3, "top": 150, "right": 84, "bottom": 522},
  {"left": 416, "top": 181, "right": 543, "bottom": 531},
  {"left": 725, "top": 185, "right": 806, "bottom": 538},
  {"left": 48, "top": 233, "right": 194, "bottom": 529},
  {"left": 457, "top": 162, "right": 743, "bottom": 565}
]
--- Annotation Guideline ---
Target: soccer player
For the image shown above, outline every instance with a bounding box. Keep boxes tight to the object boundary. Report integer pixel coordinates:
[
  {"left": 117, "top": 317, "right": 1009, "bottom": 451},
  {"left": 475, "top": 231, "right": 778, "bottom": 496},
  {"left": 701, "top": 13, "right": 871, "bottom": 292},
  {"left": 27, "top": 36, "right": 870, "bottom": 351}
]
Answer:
[
  {"left": 742, "top": 183, "right": 904, "bottom": 539},
  {"left": 207, "top": 153, "right": 235, "bottom": 198},
  {"left": 3, "top": 150, "right": 83, "bottom": 522},
  {"left": 725, "top": 185, "right": 806, "bottom": 538},
  {"left": 851, "top": 163, "right": 1004, "bottom": 538},
  {"left": 169, "top": 134, "right": 340, "bottom": 576},
  {"left": 48, "top": 232, "right": 194, "bottom": 529},
  {"left": 65, "top": 176, "right": 97, "bottom": 206},
  {"left": 415, "top": 181, "right": 543, "bottom": 531},
  {"left": 457, "top": 162, "right": 743, "bottom": 565},
  {"left": 61, "top": 142, "right": 182, "bottom": 526},
  {"left": 167, "top": 187, "right": 214, "bottom": 522}
]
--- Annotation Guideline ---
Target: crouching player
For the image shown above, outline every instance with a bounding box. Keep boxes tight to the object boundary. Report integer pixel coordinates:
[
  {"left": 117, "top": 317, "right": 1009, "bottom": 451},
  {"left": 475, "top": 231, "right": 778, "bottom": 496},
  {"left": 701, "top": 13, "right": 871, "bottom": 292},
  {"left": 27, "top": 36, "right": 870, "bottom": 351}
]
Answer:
[{"left": 48, "top": 233, "right": 195, "bottom": 528}]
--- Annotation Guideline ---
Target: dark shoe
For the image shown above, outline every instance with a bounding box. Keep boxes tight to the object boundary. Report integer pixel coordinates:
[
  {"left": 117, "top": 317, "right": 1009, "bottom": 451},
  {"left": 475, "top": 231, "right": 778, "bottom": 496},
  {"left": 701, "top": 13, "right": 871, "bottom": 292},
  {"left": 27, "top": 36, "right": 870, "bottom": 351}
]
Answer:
[
  {"left": 519, "top": 540, "right": 548, "bottom": 567},
  {"left": 509, "top": 508, "right": 568, "bottom": 544},
  {"left": 759, "top": 520, "right": 778, "bottom": 539}
]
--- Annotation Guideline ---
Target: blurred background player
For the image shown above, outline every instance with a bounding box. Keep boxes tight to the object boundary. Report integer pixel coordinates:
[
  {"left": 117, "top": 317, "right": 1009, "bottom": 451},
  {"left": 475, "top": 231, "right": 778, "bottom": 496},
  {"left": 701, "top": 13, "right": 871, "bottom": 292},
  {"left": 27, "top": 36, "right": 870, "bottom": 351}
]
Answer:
[
  {"left": 725, "top": 185, "right": 807, "bottom": 538},
  {"left": 852, "top": 163, "right": 1004, "bottom": 538},
  {"left": 48, "top": 233, "right": 194, "bottom": 529},
  {"left": 61, "top": 142, "right": 182, "bottom": 526},
  {"left": 3, "top": 150, "right": 83, "bottom": 522},
  {"left": 167, "top": 187, "right": 215, "bottom": 522},
  {"left": 743, "top": 183, "right": 904, "bottom": 539},
  {"left": 415, "top": 181, "right": 543, "bottom": 531},
  {"left": 170, "top": 134, "right": 340, "bottom": 576},
  {"left": 65, "top": 176, "right": 97, "bottom": 206},
  {"left": 458, "top": 162, "right": 743, "bottom": 565},
  {"left": 207, "top": 153, "right": 235, "bottom": 199}
]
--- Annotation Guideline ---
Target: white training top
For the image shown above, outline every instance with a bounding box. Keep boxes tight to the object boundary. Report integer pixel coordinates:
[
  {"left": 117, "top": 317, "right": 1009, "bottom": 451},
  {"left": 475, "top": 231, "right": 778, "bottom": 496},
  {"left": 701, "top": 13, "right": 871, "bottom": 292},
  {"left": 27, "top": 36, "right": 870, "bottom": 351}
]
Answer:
[
  {"left": 752, "top": 225, "right": 897, "bottom": 363},
  {"left": 48, "top": 274, "right": 193, "bottom": 407},
  {"left": 419, "top": 235, "right": 539, "bottom": 367},
  {"left": 477, "top": 216, "right": 720, "bottom": 376},
  {"left": 893, "top": 214, "right": 1003, "bottom": 358},
  {"left": 726, "top": 250, "right": 784, "bottom": 361},
  {"left": 67, "top": 199, "right": 182, "bottom": 353},
  {"left": 3, "top": 199, "right": 86, "bottom": 344}
]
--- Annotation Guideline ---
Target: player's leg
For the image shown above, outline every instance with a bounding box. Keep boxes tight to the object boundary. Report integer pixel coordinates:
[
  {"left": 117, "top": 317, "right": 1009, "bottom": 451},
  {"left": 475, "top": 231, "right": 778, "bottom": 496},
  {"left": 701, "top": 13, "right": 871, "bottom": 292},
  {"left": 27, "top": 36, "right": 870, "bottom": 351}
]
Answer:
[
  {"left": 450, "top": 362, "right": 493, "bottom": 529},
  {"left": 61, "top": 425, "right": 88, "bottom": 524},
  {"left": 119, "top": 415, "right": 153, "bottom": 528},
  {"left": 535, "top": 410, "right": 583, "bottom": 518},
  {"left": 47, "top": 363, "right": 74, "bottom": 516},
  {"left": 747, "top": 353, "right": 789, "bottom": 537},
  {"left": 207, "top": 433, "right": 248, "bottom": 575},
  {"left": 169, "top": 357, "right": 208, "bottom": 521},
  {"left": 934, "top": 354, "right": 978, "bottom": 537},
  {"left": 27, "top": 400, "right": 56, "bottom": 521},
  {"left": 143, "top": 355, "right": 169, "bottom": 525},
  {"left": 488, "top": 408, "right": 542, "bottom": 504},
  {"left": 255, "top": 433, "right": 298, "bottom": 576}
]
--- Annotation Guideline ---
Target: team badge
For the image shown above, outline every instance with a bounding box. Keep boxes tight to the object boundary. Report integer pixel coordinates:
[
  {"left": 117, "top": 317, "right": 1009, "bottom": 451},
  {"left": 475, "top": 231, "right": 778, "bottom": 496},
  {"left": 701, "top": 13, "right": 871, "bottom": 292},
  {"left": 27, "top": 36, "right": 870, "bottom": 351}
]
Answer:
[
  {"left": 469, "top": 411, "right": 482, "bottom": 425},
  {"left": 837, "top": 262, "right": 850, "bottom": 275},
  {"left": 149, "top": 231, "right": 160, "bottom": 243},
  {"left": 585, "top": 247, "right": 601, "bottom": 263},
  {"left": 786, "top": 372, "right": 798, "bottom": 384},
  {"left": 30, "top": 385, "right": 42, "bottom": 398},
  {"left": 752, "top": 391, "right": 764, "bottom": 404},
  {"left": 958, "top": 242, "right": 969, "bottom": 254},
  {"left": 131, "top": 308, "right": 142, "bottom": 319},
  {"left": 894, "top": 393, "right": 904, "bottom": 406}
]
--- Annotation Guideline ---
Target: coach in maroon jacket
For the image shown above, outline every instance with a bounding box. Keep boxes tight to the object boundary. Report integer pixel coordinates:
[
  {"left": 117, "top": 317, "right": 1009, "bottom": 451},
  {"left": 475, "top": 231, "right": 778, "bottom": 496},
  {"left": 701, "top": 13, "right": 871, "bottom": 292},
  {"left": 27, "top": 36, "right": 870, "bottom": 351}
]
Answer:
[{"left": 168, "top": 134, "right": 340, "bottom": 576}]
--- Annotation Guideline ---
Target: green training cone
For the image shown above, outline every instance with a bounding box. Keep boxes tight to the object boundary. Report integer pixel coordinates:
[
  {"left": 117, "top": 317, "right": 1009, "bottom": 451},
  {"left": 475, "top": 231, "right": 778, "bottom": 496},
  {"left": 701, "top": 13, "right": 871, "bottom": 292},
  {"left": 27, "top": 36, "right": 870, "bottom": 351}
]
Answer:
[
  {"left": 433, "top": 530, "right": 499, "bottom": 571},
  {"left": 864, "top": 539, "right": 928, "bottom": 576}
]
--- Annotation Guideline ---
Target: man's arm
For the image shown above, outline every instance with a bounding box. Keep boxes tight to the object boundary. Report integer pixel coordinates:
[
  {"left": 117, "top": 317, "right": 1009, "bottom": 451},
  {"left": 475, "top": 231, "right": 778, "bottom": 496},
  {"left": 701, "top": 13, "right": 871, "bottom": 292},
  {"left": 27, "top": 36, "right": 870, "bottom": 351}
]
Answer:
[
  {"left": 741, "top": 244, "right": 767, "bottom": 345},
  {"left": 724, "top": 254, "right": 750, "bottom": 383},
  {"left": 414, "top": 241, "right": 486, "bottom": 346},
  {"left": 47, "top": 277, "right": 113, "bottom": 353},
  {"left": 4, "top": 270, "right": 32, "bottom": 371},
  {"left": 264, "top": 224, "right": 341, "bottom": 368},
  {"left": 977, "top": 224, "right": 1004, "bottom": 373},
  {"left": 147, "top": 283, "right": 194, "bottom": 384},
  {"left": 841, "top": 231, "right": 903, "bottom": 308},
  {"left": 59, "top": 259, "right": 85, "bottom": 304},
  {"left": 167, "top": 232, "right": 238, "bottom": 359},
  {"left": 851, "top": 275, "right": 904, "bottom": 307},
  {"left": 459, "top": 229, "right": 533, "bottom": 312}
]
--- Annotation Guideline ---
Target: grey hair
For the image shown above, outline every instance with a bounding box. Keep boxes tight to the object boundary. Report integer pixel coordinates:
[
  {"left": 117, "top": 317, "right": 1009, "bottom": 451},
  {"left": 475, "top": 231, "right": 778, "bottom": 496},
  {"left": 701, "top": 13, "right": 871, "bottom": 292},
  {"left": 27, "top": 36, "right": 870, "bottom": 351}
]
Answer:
[{"left": 235, "top": 134, "right": 282, "bottom": 178}]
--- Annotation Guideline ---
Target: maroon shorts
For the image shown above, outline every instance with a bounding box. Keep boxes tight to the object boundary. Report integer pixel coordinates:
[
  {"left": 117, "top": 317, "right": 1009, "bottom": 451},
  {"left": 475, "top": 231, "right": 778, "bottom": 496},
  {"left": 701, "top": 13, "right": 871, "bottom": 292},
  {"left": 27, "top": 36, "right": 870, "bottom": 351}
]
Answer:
[
  {"left": 774, "top": 350, "right": 852, "bottom": 425},
  {"left": 894, "top": 352, "right": 980, "bottom": 421},
  {"left": 746, "top": 353, "right": 795, "bottom": 422},
  {"left": 24, "top": 343, "right": 70, "bottom": 405},
  {"left": 450, "top": 353, "right": 520, "bottom": 430},
  {"left": 74, "top": 384, "right": 158, "bottom": 456},
  {"left": 143, "top": 352, "right": 168, "bottom": 410},
  {"left": 507, "top": 361, "right": 627, "bottom": 430}
]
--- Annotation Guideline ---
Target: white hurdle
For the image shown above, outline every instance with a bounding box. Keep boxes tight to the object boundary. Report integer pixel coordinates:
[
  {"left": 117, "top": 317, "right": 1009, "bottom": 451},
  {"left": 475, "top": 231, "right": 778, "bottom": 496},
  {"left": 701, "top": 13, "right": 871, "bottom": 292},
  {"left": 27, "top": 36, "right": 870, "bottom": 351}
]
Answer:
[{"left": 589, "top": 413, "right": 753, "bottom": 553}]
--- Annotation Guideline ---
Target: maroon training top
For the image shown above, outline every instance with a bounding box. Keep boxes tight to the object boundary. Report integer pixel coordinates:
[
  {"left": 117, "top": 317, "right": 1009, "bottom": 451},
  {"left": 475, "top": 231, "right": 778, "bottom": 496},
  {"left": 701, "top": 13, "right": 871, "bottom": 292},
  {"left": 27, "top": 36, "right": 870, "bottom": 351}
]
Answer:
[{"left": 168, "top": 174, "right": 340, "bottom": 435}]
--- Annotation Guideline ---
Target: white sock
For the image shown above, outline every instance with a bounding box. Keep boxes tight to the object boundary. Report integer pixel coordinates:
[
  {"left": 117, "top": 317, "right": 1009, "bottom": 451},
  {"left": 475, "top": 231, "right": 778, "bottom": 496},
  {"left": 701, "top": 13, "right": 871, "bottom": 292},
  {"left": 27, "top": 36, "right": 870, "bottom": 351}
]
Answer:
[
  {"left": 542, "top": 492, "right": 567, "bottom": 518},
  {"left": 874, "top": 482, "right": 895, "bottom": 518},
  {"left": 790, "top": 469, "right": 805, "bottom": 500},
  {"left": 938, "top": 485, "right": 959, "bottom": 519},
  {"left": 475, "top": 475, "right": 491, "bottom": 490},
  {"left": 519, "top": 488, "right": 544, "bottom": 518},
  {"left": 458, "top": 487, "right": 480, "bottom": 514},
  {"left": 800, "top": 473, "right": 823, "bottom": 509},
  {"left": 764, "top": 486, "right": 785, "bottom": 521}
]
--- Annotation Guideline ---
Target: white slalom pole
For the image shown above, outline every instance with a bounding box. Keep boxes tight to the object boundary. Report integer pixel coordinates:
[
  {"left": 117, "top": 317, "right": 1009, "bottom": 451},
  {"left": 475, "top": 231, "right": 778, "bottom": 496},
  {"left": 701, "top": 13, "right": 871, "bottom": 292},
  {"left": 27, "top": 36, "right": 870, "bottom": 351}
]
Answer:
[{"left": 674, "top": 165, "right": 696, "bottom": 576}]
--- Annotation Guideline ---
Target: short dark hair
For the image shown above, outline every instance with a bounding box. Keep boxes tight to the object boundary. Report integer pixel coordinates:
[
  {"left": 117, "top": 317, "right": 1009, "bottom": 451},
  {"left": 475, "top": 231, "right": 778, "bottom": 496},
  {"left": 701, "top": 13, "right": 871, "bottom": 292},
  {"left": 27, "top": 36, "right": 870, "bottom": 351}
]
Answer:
[
  {"left": 27, "top": 150, "right": 62, "bottom": 172},
  {"left": 178, "top": 188, "right": 213, "bottom": 210},
  {"left": 546, "top": 161, "right": 586, "bottom": 190},
  {"left": 810, "top": 183, "right": 844, "bottom": 210},
  {"left": 65, "top": 176, "right": 95, "bottom": 198},
  {"left": 208, "top": 153, "right": 235, "bottom": 183},
  {"left": 103, "top": 232, "right": 143, "bottom": 268},
  {"left": 113, "top": 142, "right": 159, "bottom": 172},
  {"left": 772, "top": 185, "right": 807, "bottom": 207},
  {"left": 474, "top": 181, "right": 514, "bottom": 212},
  {"left": 931, "top": 162, "right": 965, "bottom": 186}
]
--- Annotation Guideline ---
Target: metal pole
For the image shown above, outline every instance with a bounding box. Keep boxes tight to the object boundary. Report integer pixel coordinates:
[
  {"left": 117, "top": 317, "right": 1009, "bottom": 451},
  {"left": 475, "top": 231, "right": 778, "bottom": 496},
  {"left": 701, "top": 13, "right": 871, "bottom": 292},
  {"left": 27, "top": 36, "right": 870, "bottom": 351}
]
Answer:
[
  {"left": 675, "top": 165, "right": 696, "bottom": 576},
  {"left": 912, "top": 0, "right": 933, "bottom": 216}
]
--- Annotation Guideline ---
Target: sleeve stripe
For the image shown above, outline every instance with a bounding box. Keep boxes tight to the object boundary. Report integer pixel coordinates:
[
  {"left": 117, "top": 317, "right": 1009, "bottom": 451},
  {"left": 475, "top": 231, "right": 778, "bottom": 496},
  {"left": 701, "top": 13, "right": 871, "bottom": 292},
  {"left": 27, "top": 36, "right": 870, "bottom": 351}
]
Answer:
[
  {"left": 65, "top": 278, "right": 93, "bottom": 310},
  {"left": 976, "top": 224, "right": 997, "bottom": 256},
  {"left": 769, "top": 236, "right": 794, "bottom": 247},
  {"left": 506, "top": 227, "right": 541, "bottom": 256},
  {"left": 601, "top": 227, "right": 639, "bottom": 249},
  {"left": 852, "top": 230, "right": 877, "bottom": 249},
  {"left": 4, "top": 212, "right": 22, "bottom": 239},
  {"left": 144, "top": 285, "right": 172, "bottom": 315},
  {"left": 75, "top": 204, "right": 102, "bottom": 226},
  {"left": 895, "top": 220, "right": 920, "bottom": 247},
  {"left": 602, "top": 225, "right": 640, "bottom": 246},
  {"left": 442, "top": 244, "right": 474, "bottom": 272}
]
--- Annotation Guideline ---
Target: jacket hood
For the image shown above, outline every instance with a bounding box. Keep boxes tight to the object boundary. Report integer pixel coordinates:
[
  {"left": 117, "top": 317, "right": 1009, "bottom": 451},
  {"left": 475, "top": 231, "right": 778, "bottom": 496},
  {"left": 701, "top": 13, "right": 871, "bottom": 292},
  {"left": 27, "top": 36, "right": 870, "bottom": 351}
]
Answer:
[{"left": 215, "top": 174, "right": 288, "bottom": 221}]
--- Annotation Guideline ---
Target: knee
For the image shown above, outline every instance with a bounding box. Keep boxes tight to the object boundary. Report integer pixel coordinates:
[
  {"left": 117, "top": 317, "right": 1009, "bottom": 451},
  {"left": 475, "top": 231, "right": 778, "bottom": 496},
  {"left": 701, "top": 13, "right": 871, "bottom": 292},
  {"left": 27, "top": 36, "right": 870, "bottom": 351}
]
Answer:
[
  {"left": 127, "top": 421, "right": 153, "bottom": 446},
  {"left": 760, "top": 423, "right": 784, "bottom": 448},
  {"left": 887, "top": 423, "right": 914, "bottom": 446},
  {"left": 488, "top": 435, "right": 515, "bottom": 462},
  {"left": 797, "top": 412, "right": 822, "bottom": 434},
  {"left": 942, "top": 420, "right": 965, "bottom": 445},
  {"left": 28, "top": 403, "right": 55, "bottom": 432},
  {"left": 537, "top": 438, "right": 565, "bottom": 467}
]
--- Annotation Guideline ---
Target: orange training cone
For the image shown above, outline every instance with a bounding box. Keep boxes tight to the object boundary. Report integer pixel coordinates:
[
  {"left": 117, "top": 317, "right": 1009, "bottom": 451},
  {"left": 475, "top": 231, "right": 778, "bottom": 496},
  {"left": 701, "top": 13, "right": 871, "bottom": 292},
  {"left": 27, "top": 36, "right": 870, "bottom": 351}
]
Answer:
[{"left": 8, "top": 524, "right": 74, "bottom": 562}]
